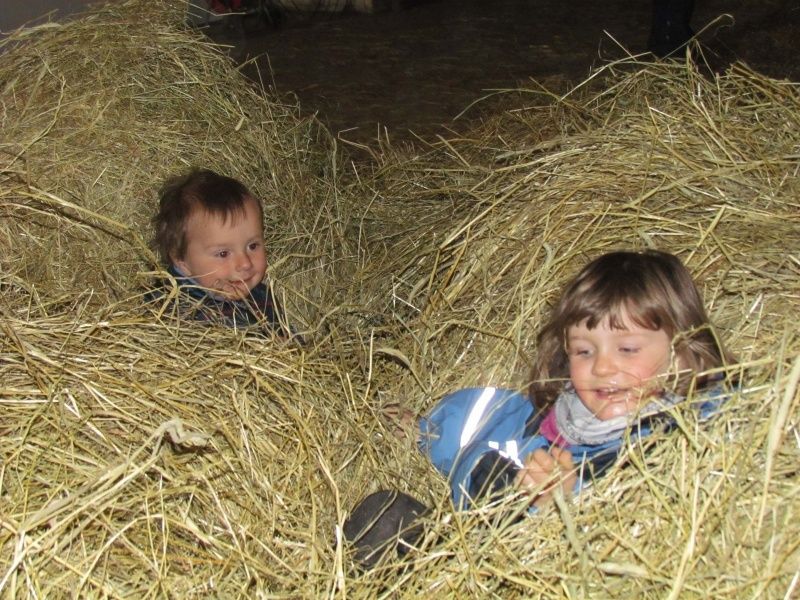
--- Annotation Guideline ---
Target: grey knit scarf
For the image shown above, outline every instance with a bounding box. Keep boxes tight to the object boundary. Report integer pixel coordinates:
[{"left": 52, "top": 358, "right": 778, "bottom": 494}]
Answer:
[{"left": 554, "top": 384, "right": 682, "bottom": 446}]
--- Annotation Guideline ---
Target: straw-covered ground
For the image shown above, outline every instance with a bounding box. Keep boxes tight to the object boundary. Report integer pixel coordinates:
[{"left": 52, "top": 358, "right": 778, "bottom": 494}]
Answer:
[{"left": 1, "top": 0, "right": 798, "bottom": 597}]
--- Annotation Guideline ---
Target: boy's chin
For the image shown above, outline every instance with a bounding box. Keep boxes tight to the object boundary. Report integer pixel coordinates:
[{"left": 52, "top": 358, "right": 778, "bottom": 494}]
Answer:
[
  {"left": 222, "top": 285, "right": 253, "bottom": 300},
  {"left": 208, "top": 281, "right": 254, "bottom": 301}
]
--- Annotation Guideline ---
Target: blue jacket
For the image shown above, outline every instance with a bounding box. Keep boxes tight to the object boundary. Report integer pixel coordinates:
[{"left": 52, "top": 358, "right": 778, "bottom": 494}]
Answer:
[
  {"left": 146, "top": 265, "right": 287, "bottom": 336},
  {"left": 418, "top": 386, "right": 724, "bottom": 509}
]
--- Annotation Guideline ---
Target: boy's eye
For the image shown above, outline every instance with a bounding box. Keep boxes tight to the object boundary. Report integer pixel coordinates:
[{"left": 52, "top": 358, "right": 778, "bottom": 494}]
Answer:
[
  {"left": 248, "top": 242, "right": 261, "bottom": 251},
  {"left": 216, "top": 250, "right": 229, "bottom": 258}
]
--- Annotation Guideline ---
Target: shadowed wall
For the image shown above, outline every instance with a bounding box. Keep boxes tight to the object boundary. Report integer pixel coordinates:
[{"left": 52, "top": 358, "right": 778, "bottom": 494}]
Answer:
[{"left": 1, "top": 0, "right": 98, "bottom": 32}]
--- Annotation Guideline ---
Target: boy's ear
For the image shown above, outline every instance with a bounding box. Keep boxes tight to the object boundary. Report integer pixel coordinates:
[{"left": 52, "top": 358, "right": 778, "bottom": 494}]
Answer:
[{"left": 172, "top": 255, "right": 189, "bottom": 275}]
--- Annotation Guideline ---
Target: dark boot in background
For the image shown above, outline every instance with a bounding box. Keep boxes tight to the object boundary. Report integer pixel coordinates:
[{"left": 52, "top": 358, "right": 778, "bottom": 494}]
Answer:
[{"left": 649, "top": 0, "right": 696, "bottom": 58}]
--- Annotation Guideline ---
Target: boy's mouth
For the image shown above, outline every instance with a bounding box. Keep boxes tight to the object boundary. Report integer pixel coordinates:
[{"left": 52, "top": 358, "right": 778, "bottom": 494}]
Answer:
[
  {"left": 228, "top": 281, "right": 252, "bottom": 295},
  {"left": 213, "top": 279, "right": 251, "bottom": 299}
]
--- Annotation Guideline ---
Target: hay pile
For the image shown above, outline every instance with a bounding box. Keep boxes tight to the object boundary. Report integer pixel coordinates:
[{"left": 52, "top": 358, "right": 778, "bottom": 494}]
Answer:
[
  {"left": 357, "top": 60, "right": 800, "bottom": 398},
  {"left": 0, "top": 0, "right": 353, "bottom": 324},
  {"left": 347, "top": 59, "right": 800, "bottom": 596},
  {"left": 1, "top": 1, "right": 798, "bottom": 597}
]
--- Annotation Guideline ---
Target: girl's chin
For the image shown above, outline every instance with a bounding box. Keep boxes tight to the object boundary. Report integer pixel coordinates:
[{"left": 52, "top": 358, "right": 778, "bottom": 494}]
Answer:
[
  {"left": 594, "top": 390, "right": 661, "bottom": 420},
  {"left": 597, "top": 403, "right": 636, "bottom": 420},
  {"left": 579, "top": 392, "right": 639, "bottom": 420}
]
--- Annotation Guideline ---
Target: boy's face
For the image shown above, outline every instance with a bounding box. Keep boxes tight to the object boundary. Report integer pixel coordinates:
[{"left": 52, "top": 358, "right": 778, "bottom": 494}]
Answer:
[
  {"left": 566, "top": 311, "right": 673, "bottom": 420},
  {"left": 174, "top": 196, "right": 267, "bottom": 301}
]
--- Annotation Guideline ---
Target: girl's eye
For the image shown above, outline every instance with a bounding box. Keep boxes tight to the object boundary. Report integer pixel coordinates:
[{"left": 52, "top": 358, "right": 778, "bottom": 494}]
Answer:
[
  {"left": 572, "top": 348, "right": 591, "bottom": 357},
  {"left": 248, "top": 242, "right": 261, "bottom": 251},
  {"left": 620, "top": 347, "right": 639, "bottom": 354}
]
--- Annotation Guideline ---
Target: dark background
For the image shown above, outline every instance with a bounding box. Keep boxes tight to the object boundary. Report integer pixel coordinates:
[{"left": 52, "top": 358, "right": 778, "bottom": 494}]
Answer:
[
  {"left": 207, "top": 0, "right": 800, "bottom": 149},
  {"left": 5, "top": 1, "right": 795, "bottom": 149}
]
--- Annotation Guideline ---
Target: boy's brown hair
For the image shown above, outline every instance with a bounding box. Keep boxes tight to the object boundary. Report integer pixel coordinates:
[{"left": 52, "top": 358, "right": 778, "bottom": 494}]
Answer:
[
  {"left": 529, "top": 250, "right": 733, "bottom": 410},
  {"left": 152, "top": 168, "right": 263, "bottom": 264}
]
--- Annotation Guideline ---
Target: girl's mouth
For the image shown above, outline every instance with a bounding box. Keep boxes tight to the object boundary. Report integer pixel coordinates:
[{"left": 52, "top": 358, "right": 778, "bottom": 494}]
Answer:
[{"left": 595, "top": 388, "right": 632, "bottom": 401}]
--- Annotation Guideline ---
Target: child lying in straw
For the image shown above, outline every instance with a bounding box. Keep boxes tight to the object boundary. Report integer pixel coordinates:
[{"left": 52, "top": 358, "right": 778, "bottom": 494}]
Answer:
[
  {"left": 147, "top": 168, "right": 292, "bottom": 338},
  {"left": 345, "top": 250, "right": 736, "bottom": 566}
]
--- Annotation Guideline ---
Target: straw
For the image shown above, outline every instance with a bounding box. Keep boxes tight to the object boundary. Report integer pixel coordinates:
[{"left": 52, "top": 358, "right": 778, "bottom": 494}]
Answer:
[{"left": 1, "top": 2, "right": 798, "bottom": 596}]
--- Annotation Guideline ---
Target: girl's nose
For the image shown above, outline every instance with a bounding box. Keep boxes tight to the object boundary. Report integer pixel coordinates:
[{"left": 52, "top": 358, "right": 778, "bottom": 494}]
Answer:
[{"left": 592, "top": 351, "right": 618, "bottom": 377}]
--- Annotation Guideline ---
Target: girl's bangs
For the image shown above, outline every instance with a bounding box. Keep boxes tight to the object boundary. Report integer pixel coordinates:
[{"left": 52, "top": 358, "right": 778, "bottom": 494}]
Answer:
[{"left": 569, "top": 295, "right": 662, "bottom": 332}]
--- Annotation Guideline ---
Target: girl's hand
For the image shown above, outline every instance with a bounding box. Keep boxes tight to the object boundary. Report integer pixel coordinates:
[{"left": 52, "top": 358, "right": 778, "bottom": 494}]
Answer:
[
  {"left": 381, "top": 401, "right": 417, "bottom": 441},
  {"left": 514, "top": 447, "right": 577, "bottom": 508}
]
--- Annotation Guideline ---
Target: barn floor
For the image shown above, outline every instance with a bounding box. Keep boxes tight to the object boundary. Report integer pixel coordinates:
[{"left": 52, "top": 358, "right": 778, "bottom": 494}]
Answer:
[{"left": 207, "top": 0, "right": 800, "bottom": 152}]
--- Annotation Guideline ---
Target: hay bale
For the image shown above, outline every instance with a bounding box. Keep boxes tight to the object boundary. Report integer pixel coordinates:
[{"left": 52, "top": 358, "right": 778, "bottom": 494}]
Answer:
[
  {"left": 1, "top": 5, "right": 798, "bottom": 596},
  {"left": 348, "top": 58, "right": 800, "bottom": 596},
  {"left": 0, "top": 1, "right": 386, "bottom": 595},
  {"left": 0, "top": 305, "right": 422, "bottom": 596},
  {"left": 0, "top": 0, "right": 353, "bottom": 326},
  {"left": 357, "top": 60, "right": 800, "bottom": 389}
]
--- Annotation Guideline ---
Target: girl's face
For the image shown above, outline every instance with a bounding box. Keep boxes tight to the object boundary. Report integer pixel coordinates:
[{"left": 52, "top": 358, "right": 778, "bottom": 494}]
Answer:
[
  {"left": 174, "top": 196, "right": 267, "bottom": 301},
  {"left": 566, "top": 312, "right": 674, "bottom": 420}
]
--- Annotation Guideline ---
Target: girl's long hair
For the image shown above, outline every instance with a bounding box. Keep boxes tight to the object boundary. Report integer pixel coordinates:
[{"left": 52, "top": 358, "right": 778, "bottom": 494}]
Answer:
[{"left": 529, "top": 250, "right": 733, "bottom": 410}]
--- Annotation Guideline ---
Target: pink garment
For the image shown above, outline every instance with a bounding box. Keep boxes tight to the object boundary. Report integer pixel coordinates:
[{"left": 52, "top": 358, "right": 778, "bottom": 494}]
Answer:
[
  {"left": 210, "top": 0, "right": 242, "bottom": 13},
  {"left": 539, "top": 408, "right": 570, "bottom": 448}
]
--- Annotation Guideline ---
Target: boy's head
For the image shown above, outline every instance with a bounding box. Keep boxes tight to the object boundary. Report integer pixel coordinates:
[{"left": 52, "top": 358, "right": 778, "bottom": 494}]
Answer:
[{"left": 153, "top": 168, "right": 267, "bottom": 300}]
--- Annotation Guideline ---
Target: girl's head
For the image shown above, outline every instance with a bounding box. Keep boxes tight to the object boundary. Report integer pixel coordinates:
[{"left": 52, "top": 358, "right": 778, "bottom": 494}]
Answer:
[{"left": 530, "top": 250, "right": 731, "bottom": 414}]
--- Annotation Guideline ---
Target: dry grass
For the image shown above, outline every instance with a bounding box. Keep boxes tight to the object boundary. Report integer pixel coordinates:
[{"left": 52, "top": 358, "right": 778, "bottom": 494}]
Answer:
[
  {"left": 345, "top": 57, "right": 800, "bottom": 597},
  {"left": 1, "top": 1, "right": 798, "bottom": 597},
  {"left": 0, "top": 0, "right": 355, "bottom": 328}
]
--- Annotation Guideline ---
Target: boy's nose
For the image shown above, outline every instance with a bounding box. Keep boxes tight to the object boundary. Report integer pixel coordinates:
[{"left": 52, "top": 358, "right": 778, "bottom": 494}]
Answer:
[{"left": 236, "top": 252, "right": 253, "bottom": 272}]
